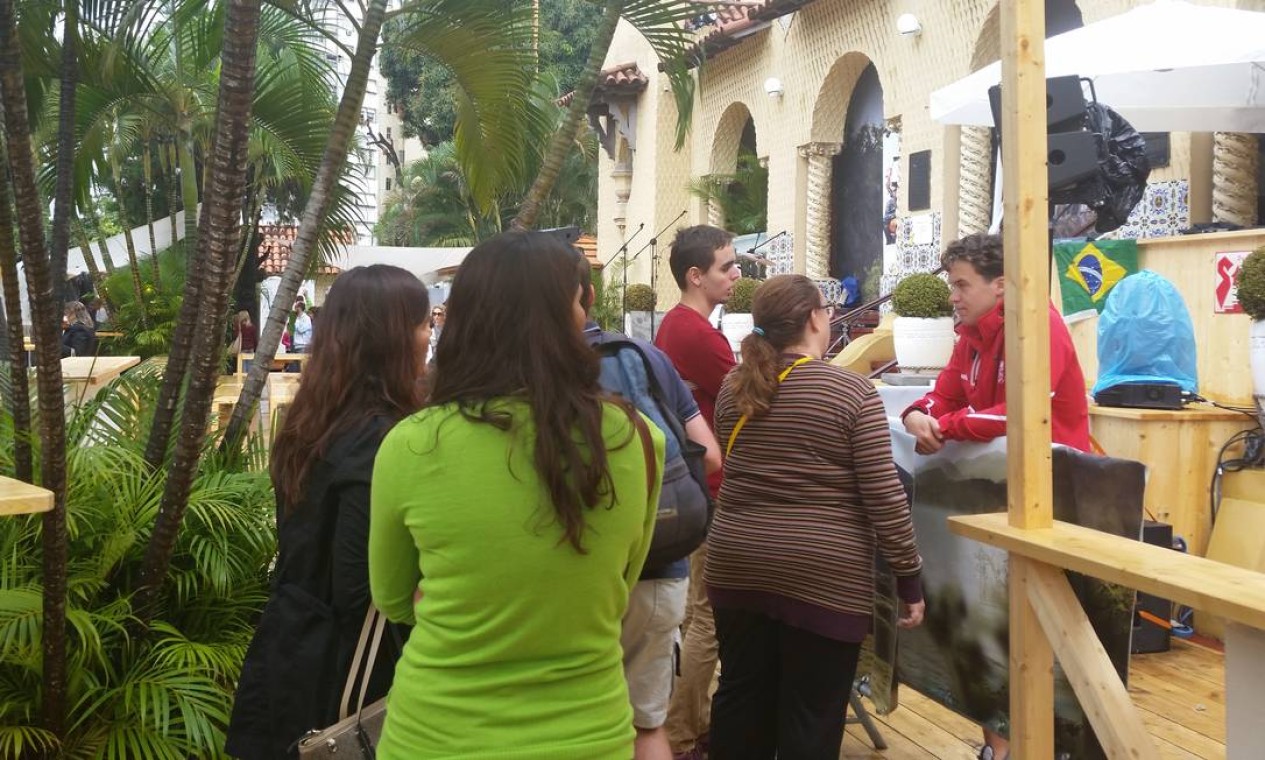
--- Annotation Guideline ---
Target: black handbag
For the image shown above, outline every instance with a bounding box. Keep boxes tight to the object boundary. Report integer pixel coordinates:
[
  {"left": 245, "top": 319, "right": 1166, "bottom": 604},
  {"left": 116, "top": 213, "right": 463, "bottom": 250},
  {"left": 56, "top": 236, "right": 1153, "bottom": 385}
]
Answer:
[{"left": 296, "top": 607, "right": 388, "bottom": 758}]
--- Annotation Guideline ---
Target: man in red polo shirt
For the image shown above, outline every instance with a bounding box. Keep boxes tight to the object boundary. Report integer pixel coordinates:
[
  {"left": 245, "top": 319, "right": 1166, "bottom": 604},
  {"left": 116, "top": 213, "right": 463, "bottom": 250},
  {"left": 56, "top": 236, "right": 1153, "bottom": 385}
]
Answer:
[{"left": 654, "top": 224, "right": 739, "bottom": 760}]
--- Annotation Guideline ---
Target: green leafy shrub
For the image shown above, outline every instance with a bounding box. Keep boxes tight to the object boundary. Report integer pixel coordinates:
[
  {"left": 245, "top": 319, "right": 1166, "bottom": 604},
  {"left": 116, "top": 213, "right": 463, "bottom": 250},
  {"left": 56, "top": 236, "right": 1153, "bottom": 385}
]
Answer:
[
  {"left": 102, "top": 242, "right": 189, "bottom": 358},
  {"left": 727, "top": 278, "right": 760, "bottom": 314},
  {"left": 891, "top": 273, "right": 952, "bottom": 318},
  {"left": 1236, "top": 246, "right": 1265, "bottom": 321},
  {"left": 0, "top": 362, "right": 274, "bottom": 758},
  {"left": 625, "top": 283, "right": 656, "bottom": 312}
]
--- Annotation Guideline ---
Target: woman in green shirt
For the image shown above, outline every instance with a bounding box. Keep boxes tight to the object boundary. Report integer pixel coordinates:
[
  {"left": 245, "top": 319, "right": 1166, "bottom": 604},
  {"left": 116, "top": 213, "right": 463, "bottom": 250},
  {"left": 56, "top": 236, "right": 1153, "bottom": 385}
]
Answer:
[{"left": 370, "top": 232, "right": 664, "bottom": 759}]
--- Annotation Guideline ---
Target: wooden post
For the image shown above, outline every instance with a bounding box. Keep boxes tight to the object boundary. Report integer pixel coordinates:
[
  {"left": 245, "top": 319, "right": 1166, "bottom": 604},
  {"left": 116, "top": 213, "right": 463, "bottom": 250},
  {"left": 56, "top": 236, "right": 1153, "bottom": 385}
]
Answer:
[
  {"left": 1026, "top": 563, "right": 1156, "bottom": 759},
  {"left": 1000, "top": 0, "right": 1054, "bottom": 756}
]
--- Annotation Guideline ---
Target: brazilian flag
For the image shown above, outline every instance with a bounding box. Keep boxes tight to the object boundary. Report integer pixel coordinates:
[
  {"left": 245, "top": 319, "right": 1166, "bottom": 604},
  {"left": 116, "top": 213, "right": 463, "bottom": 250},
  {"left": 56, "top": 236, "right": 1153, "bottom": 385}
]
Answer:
[{"left": 1054, "top": 239, "right": 1139, "bottom": 319}]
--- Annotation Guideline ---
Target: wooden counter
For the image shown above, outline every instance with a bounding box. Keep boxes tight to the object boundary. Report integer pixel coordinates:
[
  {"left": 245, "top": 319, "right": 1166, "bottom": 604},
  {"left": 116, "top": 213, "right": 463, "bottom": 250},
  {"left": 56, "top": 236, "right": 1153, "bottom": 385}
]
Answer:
[
  {"left": 61, "top": 356, "right": 140, "bottom": 408},
  {"left": 1089, "top": 402, "right": 1258, "bottom": 556},
  {"left": 0, "top": 476, "right": 53, "bottom": 516}
]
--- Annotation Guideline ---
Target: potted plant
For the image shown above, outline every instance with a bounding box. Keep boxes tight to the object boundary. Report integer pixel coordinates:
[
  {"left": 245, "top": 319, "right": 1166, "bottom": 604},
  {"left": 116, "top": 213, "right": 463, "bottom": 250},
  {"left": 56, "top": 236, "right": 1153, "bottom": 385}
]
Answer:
[
  {"left": 721, "top": 277, "right": 761, "bottom": 356},
  {"left": 624, "top": 283, "right": 657, "bottom": 340},
  {"left": 890, "top": 272, "right": 955, "bottom": 373},
  {"left": 1236, "top": 246, "right": 1265, "bottom": 412}
]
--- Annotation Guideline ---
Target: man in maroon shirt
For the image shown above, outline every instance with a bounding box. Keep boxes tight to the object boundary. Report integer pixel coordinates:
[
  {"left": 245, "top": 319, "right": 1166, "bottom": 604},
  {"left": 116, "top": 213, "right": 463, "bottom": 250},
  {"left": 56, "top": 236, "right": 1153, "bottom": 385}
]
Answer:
[{"left": 654, "top": 224, "right": 739, "bottom": 759}]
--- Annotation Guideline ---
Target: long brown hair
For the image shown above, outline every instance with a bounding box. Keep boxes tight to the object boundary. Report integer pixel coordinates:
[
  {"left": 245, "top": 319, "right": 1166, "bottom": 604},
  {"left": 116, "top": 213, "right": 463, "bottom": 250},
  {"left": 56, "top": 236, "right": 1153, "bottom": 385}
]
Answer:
[
  {"left": 429, "top": 231, "right": 623, "bottom": 553},
  {"left": 728, "top": 274, "right": 820, "bottom": 419},
  {"left": 271, "top": 265, "right": 430, "bottom": 510}
]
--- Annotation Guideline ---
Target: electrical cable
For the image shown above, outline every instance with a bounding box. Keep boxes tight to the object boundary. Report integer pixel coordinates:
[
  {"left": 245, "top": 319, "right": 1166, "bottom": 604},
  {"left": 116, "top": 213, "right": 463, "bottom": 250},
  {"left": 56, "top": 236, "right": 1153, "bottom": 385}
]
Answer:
[{"left": 1208, "top": 425, "right": 1264, "bottom": 525}]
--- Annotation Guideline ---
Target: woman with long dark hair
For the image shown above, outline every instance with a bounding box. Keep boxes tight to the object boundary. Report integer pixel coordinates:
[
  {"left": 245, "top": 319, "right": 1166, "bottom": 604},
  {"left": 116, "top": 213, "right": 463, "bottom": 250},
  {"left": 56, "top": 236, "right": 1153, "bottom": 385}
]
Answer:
[
  {"left": 706, "top": 274, "right": 925, "bottom": 759},
  {"left": 369, "top": 232, "right": 663, "bottom": 758},
  {"left": 226, "top": 265, "right": 431, "bottom": 759}
]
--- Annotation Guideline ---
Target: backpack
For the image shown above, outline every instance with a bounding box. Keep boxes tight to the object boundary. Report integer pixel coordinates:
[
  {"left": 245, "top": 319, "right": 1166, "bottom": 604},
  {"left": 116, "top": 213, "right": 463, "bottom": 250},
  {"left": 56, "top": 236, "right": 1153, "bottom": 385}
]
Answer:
[{"left": 594, "top": 338, "right": 713, "bottom": 570}]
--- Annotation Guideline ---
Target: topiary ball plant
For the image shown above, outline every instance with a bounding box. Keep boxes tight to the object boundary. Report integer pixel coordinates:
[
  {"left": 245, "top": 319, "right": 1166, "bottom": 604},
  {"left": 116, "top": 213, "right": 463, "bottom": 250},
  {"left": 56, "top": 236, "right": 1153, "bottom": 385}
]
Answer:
[
  {"left": 891, "top": 272, "right": 952, "bottom": 318},
  {"left": 624, "top": 283, "right": 657, "bottom": 312},
  {"left": 1236, "top": 246, "right": 1265, "bottom": 321},
  {"left": 727, "top": 278, "right": 760, "bottom": 313}
]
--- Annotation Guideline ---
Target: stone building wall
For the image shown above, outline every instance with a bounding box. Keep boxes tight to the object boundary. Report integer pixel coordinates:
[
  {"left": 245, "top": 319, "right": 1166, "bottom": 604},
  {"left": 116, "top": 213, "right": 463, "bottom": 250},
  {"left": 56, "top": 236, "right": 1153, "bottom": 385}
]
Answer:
[{"left": 597, "top": 0, "right": 1265, "bottom": 307}]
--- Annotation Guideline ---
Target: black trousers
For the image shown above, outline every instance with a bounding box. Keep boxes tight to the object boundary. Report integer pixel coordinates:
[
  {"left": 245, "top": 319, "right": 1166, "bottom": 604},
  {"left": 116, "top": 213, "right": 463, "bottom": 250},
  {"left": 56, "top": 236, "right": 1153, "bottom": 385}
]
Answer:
[{"left": 709, "top": 607, "right": 861, "bottom": 760}]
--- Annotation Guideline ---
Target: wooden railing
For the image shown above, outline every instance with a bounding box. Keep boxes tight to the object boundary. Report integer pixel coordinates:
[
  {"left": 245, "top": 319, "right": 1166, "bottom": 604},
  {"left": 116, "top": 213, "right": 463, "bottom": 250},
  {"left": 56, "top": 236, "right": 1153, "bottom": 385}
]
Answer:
[{"left": 954, "top": 2, "right": 1265, "bottom": 757}]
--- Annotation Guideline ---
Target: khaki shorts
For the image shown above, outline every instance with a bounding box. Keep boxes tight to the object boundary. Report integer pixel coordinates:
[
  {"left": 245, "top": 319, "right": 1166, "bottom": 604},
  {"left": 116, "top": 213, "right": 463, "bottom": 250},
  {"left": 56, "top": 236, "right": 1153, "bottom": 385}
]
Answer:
[{"left": 621, "top": 577, "right": 689, "bottom": 729}]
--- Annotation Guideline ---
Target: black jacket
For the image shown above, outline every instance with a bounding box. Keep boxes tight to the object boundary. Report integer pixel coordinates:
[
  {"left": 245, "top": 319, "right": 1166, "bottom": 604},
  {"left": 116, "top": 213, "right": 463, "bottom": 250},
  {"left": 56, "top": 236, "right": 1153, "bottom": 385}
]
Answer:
[
  {"left": 61, "top": 324, "right": 97, "bottom": 358},
  {"left": 225, "top": 416, "right": 406, "bottom": 759}
]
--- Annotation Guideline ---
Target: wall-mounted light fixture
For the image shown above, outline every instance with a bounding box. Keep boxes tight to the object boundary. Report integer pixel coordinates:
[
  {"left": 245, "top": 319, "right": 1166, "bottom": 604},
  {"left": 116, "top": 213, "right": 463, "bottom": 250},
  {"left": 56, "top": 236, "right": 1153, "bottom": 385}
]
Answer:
[
  {"left": 764, "top": 77, "right": 784, "bottom": 98},
  {"left": 896, "top": 13, "right": 921, "bottom": 37}
]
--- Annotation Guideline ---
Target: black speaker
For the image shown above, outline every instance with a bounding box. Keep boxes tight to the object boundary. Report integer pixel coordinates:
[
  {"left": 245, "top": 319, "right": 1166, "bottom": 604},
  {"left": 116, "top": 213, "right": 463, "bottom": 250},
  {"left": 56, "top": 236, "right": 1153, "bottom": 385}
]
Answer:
[
  {"left": 1132, "top": 521, "right": 1174, "bottom": 654},
  {"left": 987, "top": 75, "right": 1087, "bottom": 133}
]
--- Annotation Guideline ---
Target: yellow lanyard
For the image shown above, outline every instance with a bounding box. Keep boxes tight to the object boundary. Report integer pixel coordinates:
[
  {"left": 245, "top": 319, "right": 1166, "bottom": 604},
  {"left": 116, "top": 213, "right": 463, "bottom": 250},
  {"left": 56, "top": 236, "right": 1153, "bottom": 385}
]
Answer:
[{"left": 724, "top": 356, "right": 813, "bottom": 458}]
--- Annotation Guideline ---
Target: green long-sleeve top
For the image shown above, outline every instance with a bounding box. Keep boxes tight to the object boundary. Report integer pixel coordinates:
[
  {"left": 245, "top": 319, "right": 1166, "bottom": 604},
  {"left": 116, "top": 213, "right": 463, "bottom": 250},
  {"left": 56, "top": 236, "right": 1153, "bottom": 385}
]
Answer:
[{"left": 369, "top": 399, "right": 664, "bottom": 760}]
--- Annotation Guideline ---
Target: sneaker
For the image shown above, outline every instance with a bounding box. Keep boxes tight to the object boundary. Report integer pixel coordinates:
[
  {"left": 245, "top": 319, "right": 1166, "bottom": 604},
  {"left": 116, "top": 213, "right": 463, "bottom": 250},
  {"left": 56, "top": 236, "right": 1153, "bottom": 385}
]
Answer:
[{"left": 977, "top": 748, "right": 995, "bottom": 760}]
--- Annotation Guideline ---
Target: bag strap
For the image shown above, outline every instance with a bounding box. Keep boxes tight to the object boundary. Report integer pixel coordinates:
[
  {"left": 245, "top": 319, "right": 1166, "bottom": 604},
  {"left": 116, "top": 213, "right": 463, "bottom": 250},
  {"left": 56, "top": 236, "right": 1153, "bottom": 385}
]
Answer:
[
  {"left": 725, "top": 356, "right": 813, "bottom": 458},
  {"left": 339, "top": 606, "right": 387, "bottom": 721},
  {"left": 630, "top": 411, "right": 658, "bottom": 502}
]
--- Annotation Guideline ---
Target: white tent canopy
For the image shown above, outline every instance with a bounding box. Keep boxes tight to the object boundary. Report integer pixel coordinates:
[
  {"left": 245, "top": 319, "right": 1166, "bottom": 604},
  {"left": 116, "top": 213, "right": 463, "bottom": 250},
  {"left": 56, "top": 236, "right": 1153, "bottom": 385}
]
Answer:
[{"left": 929, "top": 0, "right": 1265, "bottom": 132}]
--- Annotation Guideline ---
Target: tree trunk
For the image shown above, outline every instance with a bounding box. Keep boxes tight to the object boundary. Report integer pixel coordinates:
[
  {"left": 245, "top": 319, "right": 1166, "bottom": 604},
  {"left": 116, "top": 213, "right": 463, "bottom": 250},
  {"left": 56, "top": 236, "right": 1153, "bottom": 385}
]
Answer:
[
  {"left": 166, "top": 140, "right": 179, "bottom": 245},
  {"left": 143, "top": 140, "right": 161, "bottom": 286},
  {"left": 512, "top": 0, "right": 623, "bottom": 230},
  {"left": 220, "top": 0, "right": 389, "bottom": 455},
  {"left": 0, "top": 161, "right": 31, "bottom": 484},
  {"left": 178, "top": 130, "right": 199, "bottom": 256},
  {"left": 0, "top": 0, "right": 69, "bottom": 738},
  {"left": 112, "top": 164, "right": 150, "bottom": 330},
  {"left": 134, "top": 0, "right": 263, "bottom": 624},
  {"left": 143, "top": 136, "right": 208, "bottom": 468},
  {"left": 82, "top": 201, "right": 115, "bottom": 275},
  {"left": 48, "top": 0, "right": 77, "bottom": 295},
  {"left": 73, "top": 217, "right": 105, "bottom": 301}
]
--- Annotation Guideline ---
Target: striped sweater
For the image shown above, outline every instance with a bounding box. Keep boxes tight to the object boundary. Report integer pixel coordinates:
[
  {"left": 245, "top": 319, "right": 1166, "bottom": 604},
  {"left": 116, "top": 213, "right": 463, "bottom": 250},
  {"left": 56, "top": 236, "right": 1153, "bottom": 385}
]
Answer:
[{"left": 706, "top": 357, "right": 923, "bottom": 642}]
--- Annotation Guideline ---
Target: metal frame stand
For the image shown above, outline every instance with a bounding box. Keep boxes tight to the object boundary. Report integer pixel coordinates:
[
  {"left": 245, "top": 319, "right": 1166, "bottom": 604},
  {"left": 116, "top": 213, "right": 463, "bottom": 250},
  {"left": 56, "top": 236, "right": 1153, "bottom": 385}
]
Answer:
[{"left": 846, "top": 680, "right": 888, "bottom": 750}]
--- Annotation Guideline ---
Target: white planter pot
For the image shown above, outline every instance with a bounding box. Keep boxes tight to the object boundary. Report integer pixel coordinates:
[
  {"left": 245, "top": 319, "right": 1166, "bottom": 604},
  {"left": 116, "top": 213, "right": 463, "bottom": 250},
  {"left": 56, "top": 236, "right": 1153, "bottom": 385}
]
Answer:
[
  {"left": 624, "top": 311, "right": 665, "bottom": 341},
  {"left": 1251, "top": 319, "right": 1265, "bottom": 410},
  {"left": 721, "top": 313, "right": 755, "bottom": 358},
  {"left": 893, "top": 316, "right": 956, "bottom": 373}
]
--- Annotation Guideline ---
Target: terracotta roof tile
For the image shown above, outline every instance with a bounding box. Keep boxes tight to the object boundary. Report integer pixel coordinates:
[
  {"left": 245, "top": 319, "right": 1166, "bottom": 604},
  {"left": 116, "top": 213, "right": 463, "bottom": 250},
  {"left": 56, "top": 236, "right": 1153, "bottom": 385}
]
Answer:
[
  {"left": 557, "top": 62, "right": 649, "bottom": 107},
  {"left": 576, "top": 233, "right": 602, "bottom": 270},
  {"left": 677, "top": 0, "right": 818, "bottom": 70},
  {"left": 256, "top": 224, "right": 344, "bottom": 277}
]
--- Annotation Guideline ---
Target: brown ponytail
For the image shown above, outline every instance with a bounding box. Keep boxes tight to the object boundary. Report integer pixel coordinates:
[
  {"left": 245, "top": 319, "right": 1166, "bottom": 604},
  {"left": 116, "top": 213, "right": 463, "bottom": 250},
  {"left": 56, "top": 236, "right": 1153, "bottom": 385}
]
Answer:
[{"left": 728, "top": 275, "right": 821, "bottom": 419}]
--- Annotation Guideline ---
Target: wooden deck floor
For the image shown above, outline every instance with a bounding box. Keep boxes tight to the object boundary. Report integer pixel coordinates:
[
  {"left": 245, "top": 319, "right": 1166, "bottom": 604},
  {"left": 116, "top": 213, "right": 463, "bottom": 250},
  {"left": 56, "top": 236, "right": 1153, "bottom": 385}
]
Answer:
[{"left": 843, "top": 639, "right": 1225, "bottom": 759}]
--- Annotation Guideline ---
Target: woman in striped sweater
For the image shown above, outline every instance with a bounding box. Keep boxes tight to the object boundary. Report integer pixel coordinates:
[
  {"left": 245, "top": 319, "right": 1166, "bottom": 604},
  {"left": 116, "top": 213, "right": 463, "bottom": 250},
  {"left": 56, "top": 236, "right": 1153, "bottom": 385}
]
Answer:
[{"left": 707, "top": 274, "right": 925, "bottom": 760}]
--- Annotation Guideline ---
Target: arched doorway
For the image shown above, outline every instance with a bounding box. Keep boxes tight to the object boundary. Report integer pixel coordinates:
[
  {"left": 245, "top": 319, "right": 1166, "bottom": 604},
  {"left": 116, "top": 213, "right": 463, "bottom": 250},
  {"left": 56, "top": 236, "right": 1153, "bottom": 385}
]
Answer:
[{"left": 830, "top": 62, "right": 885, "bottom": 297}]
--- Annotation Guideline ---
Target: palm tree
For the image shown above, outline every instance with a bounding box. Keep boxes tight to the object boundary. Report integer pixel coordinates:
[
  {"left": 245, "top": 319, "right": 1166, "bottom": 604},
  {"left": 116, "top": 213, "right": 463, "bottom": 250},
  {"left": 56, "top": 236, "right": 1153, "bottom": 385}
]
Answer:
[
  {"left": 134, "top": 0, "right": 265, "bottom": 623},
  {"left": 0, "top": 160, "right": 30, "bottom": 485},
  {"left": 133, "top": 0, "right": 348, "bottom": 470},
  {"left": 219, "top": 0, "right": 543, "bottom": 453},
  {"left": 0, "top": 0, "right": 70, "bottom": 738},
  {"left": 513, "top": 0, "right": 700, "bottom": 229}
]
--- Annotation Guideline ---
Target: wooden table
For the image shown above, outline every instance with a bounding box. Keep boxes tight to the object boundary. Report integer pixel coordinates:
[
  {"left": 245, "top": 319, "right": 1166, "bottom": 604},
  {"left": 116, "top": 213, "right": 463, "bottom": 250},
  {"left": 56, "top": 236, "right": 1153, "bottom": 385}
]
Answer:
[
  {"left": 214, "top": 373, "right": 302, "bottom": 441},
  {"left": 1089, "top": 402, "right": 1258, "bottom": 557},
  {"left": 0, "top": 476, "right": 53, "bottom": 516},
  {"left": 236, "top": 352, "right": 309, "bottom": 374},
  {"left": 61, "top": 356, "right": 141, "bottom": 408}
]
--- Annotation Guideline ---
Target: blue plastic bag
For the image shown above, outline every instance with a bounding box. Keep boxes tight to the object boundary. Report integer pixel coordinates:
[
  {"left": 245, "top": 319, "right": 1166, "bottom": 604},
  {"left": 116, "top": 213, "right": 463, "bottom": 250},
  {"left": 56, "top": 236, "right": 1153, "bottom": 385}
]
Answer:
[{"left": 1093, "top": 270, "right": 1197, "bottom": 395}]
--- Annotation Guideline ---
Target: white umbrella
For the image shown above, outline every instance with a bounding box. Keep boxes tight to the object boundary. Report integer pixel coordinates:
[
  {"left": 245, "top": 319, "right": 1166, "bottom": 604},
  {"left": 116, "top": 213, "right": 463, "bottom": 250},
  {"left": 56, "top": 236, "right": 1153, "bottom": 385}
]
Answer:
[{"left": 929, "top": 0, "right": 1265, "bottom": 132}]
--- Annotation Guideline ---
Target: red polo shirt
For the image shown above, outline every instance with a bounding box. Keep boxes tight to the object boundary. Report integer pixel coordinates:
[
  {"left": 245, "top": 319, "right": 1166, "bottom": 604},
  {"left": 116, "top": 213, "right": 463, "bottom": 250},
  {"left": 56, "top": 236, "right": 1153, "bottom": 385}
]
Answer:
[{"left": 655, "top": 304, "right": 736, "bottom": 496}]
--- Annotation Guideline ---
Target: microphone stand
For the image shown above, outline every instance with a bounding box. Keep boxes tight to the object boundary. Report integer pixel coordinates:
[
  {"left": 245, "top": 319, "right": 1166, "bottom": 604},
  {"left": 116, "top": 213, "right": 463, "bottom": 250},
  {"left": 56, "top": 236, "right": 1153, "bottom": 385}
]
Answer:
[
  {"left": 608, "top": 223, "right": 646, "bottom": 329},
  {"left": 741, "top": 230, "right": 788, "bottom": 278},
  {"left": 626, "top": 211, "right": 687, "bottom": 335}
]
